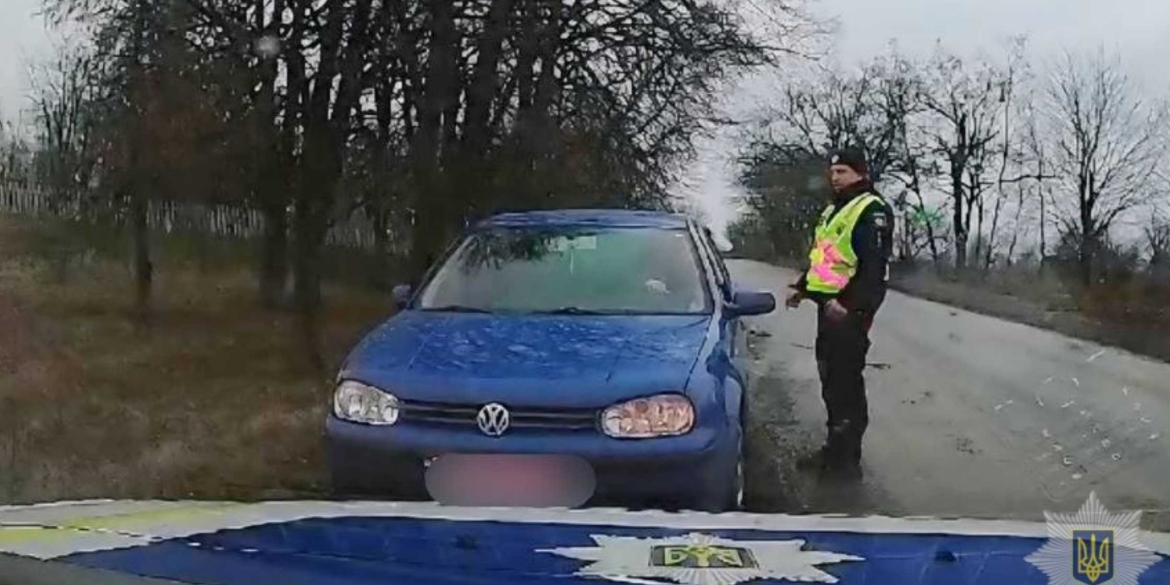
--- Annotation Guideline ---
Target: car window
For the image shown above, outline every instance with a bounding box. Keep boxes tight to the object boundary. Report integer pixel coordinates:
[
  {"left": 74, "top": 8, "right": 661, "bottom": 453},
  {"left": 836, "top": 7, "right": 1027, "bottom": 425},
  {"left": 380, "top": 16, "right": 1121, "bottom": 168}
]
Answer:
[
  {"left": 695, "top": 226, "right": 731, "bottom": 300},
  {"left": 416, "top": 227, "right": 711, "bottom": 314}
]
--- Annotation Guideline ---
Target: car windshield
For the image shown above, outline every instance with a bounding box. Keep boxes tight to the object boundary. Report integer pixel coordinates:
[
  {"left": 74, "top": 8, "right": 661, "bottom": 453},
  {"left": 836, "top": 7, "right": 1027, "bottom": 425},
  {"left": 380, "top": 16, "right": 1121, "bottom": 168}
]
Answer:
[{"left": 416, "top": 227, "right": 710, "bottom": 314}]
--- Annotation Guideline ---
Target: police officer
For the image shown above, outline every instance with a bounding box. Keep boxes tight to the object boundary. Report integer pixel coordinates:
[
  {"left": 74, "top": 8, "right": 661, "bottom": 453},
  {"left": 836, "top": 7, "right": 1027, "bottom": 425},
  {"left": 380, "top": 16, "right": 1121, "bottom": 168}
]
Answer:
[{"left": 785, "top": 149, "right": 894, "bottom": 478}]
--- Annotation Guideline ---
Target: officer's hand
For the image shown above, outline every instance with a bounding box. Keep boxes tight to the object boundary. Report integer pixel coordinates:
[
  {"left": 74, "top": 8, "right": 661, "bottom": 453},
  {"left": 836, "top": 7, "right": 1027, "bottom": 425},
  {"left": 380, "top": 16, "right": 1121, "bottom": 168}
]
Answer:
[
  {"left": 825, "top": 299, "right": 849, "bottom": 321},
  {"left": 785, "top": 290, "right": 803, "bottom": 309}
]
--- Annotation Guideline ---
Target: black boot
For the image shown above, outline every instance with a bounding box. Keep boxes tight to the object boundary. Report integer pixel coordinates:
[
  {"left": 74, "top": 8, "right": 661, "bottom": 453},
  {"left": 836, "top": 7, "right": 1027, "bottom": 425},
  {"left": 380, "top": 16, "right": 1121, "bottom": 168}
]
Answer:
[
  {"left": 796, "top": 445, "right": 862, "bottom": 478},
  {"left": 796, "top": 417, "right": 839, "bottom": 472},
  {"left": 796, "top": 447, "right": 831, "bottom": 472},
  {"left": 819, "top": 421, "right": 863, "bottom": 480},
  {"left": 821, "top": 454, "right": 862, "bottom": 480}
]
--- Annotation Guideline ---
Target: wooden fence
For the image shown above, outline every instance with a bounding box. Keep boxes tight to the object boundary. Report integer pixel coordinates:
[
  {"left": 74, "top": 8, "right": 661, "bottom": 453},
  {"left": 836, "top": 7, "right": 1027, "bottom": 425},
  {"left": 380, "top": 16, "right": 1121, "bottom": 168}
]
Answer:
[{"left": 0, "top": 182, "right": 384, "bottom": 251}]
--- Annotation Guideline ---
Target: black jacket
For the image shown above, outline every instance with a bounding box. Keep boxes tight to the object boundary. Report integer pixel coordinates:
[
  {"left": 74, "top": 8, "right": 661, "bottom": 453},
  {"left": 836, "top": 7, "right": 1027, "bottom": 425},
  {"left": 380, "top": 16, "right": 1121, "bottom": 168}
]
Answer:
[{"left": 794, "top": 180, "right": 894, "bottom": 315}]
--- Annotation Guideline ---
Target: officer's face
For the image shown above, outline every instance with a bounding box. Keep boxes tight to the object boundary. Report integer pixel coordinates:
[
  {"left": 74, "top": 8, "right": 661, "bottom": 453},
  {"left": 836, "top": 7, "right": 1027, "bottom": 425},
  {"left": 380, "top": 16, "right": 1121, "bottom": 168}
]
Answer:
[{"left": 829, "top": 164, "right": 864, "bottom": 193}]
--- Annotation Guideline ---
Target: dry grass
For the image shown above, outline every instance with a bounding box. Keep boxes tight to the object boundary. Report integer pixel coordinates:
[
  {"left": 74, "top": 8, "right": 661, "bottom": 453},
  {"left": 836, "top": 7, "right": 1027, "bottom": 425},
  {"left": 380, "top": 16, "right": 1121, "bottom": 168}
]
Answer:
[
  {"left": 0, "top": 215, "right": 393, "bottom": 503},
  {"left": 891, "top": 264, "right": 1170, "bottom": 363}
]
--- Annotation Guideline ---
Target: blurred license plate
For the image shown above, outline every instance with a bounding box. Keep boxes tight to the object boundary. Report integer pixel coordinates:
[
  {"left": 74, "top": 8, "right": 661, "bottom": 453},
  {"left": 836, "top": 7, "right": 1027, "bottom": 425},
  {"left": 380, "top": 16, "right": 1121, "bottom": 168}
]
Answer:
[{"left": 425, "top": 454, "right": 595, "bottom": 507}]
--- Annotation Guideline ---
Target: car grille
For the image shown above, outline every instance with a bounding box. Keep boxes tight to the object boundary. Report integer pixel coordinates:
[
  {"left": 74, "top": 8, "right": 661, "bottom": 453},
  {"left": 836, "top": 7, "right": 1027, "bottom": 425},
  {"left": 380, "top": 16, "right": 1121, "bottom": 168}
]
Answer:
[{"left": 400, "top": 400, "right": 599, "bottom": 431}]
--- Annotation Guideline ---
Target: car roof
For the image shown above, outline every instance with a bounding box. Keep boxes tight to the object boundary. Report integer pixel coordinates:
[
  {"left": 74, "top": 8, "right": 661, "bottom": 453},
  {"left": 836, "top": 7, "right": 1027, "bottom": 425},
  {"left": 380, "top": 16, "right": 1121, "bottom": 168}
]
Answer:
[{"left": 474, "top": 209, "right": 692, "bottom": 230}]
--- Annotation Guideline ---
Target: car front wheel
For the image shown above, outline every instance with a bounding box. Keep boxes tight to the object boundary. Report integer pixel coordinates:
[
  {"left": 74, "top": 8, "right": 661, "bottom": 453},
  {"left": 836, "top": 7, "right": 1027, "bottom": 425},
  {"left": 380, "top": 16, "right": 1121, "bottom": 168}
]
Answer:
[
  {"left": 329, "top": 454, "right": 428, "bottom": 500},
  {"left": 694, "top": 425, "right": 745, "bottom": 513}
]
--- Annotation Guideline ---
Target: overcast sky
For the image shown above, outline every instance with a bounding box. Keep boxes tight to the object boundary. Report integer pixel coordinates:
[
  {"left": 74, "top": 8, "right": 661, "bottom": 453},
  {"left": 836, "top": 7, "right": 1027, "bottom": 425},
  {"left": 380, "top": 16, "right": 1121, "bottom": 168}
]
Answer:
[
  {"left": 2, "top": 0, "right": 1167, "bottom": 234},
  {"left": 1, "top": 0, "right": 52, "bottom": 129},
  {"left": 681, "top": 0, "right": 1170, "bottom": 235}
]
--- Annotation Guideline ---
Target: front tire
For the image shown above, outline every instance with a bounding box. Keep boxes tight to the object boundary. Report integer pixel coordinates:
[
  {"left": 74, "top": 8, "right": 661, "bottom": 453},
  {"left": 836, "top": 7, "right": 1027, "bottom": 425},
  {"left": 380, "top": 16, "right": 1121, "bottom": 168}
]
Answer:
[
  {"left": 695, "top": 425, "right": 745, "bottom": 513},
  {"left": 329, "top": 455, "right": 428, "bottom": 500}
]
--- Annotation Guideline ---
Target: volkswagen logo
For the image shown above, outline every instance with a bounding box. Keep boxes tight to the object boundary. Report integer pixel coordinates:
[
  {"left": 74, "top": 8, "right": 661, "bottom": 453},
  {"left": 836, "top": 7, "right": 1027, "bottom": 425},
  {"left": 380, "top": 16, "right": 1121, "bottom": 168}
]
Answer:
[{"left": 476, "top": 403, "right": 510, "bottom": 437}]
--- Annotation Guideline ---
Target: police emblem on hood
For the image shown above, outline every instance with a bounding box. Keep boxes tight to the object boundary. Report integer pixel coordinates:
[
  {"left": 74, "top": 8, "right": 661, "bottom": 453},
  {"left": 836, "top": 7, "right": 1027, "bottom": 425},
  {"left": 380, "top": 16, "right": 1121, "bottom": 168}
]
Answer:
[{"left": 540, "top": 532, "right": 862, "bottom": 585}]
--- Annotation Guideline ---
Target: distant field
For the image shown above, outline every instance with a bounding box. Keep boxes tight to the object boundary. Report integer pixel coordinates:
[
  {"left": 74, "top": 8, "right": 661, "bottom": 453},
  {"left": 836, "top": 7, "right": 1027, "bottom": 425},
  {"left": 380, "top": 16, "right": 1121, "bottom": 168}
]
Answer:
[
  {"left": 0, "top": 214, "right": 392, "bottom": 503},
  {"left": 891, "top": 265, "right": 1170, "bottom": 364}
]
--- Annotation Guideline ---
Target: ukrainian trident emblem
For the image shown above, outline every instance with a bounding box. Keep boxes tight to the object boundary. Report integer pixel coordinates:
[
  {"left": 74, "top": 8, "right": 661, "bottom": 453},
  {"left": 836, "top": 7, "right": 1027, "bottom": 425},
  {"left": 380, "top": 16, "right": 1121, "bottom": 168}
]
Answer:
[
  {"left": 1073, "top": 530, "right": 1113, "bottom": 584},
  {"left": 1027, "top": 492, "right": 1160, "bottom": 585}
]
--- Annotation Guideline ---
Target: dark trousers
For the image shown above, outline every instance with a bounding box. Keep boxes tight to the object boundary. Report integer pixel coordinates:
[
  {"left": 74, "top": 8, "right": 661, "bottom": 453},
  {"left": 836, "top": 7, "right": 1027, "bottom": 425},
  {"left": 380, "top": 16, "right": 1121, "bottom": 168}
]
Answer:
[{"left": 815, "top": 307, "right": 872, "bottom": 463}]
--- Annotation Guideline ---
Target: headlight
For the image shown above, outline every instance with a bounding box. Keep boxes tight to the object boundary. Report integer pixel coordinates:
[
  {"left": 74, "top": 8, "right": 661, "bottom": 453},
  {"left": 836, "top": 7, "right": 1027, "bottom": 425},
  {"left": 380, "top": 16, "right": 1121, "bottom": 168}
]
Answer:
[
  {"left": 333, "top": 380, "right": 400, "bottom": 425},
  {"left": 601, "top": 394, "right": 694, "bottom": 438}
]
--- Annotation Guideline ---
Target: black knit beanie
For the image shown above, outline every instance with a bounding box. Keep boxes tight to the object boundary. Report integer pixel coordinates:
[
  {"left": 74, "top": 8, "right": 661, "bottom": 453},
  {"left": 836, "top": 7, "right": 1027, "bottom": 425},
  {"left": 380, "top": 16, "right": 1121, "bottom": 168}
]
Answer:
[{"left": 828, "top": 148, "right": 869, "bottom": 176}]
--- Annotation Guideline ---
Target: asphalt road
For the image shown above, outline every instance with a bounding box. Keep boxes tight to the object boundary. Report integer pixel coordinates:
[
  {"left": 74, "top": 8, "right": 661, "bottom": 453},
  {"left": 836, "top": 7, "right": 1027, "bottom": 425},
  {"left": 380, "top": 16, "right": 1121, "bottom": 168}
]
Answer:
[{"left": 732, "top": 260, "right": 1170, "bottom": 530}]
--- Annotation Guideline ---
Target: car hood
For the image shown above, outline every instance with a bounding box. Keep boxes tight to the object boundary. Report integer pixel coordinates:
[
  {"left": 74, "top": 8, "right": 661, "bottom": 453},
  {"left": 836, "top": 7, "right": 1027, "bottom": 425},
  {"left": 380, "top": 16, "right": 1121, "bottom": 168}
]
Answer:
[{"left": 340, "top": 311, "right": 712, "bottom": 408}]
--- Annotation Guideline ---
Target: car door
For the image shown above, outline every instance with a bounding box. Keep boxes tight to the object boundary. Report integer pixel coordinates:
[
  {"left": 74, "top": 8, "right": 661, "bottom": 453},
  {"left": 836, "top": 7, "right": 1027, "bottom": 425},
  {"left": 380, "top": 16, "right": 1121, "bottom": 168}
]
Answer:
[{"left": 715, "top": 232, "right": 754, "bottom": 390}]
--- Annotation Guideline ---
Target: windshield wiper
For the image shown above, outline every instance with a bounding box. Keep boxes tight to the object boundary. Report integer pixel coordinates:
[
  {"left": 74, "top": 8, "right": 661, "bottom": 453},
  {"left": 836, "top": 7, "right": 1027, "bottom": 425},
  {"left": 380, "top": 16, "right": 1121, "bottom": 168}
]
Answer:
[
  {"left": 422, "top": 305, "right": 494, "bottom": 313},
  {"left": 538, "top": 307, "right": 612, "bottom": 315}
]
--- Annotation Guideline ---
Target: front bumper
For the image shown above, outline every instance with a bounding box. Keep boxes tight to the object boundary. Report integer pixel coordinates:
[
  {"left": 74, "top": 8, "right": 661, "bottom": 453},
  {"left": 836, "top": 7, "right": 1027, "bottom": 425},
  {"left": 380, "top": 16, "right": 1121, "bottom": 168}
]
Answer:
[{"left": 325, "top": 415, "right": 735, "bottom": 504}]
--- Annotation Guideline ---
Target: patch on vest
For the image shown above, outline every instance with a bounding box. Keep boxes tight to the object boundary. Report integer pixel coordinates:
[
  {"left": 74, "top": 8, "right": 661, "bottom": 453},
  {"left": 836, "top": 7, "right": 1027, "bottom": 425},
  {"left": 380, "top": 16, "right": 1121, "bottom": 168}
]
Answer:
[{"left": 873, "top": 213, "right": 888, "bottom": 229}]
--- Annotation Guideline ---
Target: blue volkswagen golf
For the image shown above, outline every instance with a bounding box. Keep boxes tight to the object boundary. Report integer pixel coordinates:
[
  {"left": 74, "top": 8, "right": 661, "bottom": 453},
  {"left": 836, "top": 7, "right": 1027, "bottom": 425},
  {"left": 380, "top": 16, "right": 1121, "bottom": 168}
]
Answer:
[{"left": 326, "top": 209, "right": 775, "bottom": 511}]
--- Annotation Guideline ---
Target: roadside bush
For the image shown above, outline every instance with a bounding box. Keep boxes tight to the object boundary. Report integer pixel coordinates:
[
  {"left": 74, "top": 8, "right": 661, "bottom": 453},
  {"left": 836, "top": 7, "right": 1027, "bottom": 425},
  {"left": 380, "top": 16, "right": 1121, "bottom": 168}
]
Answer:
[{"left": 1077, "top": 277, "right": 1170, "bottom": 329}]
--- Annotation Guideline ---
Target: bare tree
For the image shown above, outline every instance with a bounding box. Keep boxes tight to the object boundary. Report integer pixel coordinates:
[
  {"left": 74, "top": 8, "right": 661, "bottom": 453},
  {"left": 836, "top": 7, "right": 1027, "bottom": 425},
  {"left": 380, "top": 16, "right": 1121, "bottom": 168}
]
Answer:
[
  {"left": 1019, "top": 99, "right": 1055, "bottom": 261},
  {"left": 1146, "top": 210, "right": 1170, "bottom": 283},
  {"left": 918, "top": 48, "right": 1008, "bottom": 270},
  {"left": 1042, "top": 51, "right": 1168, "bottom": 285},
  {"left": 759, "top": 65, "right": 898, "bottom": 182},
  {"left": 0, "top": 121, "right": 35, "bottom": 185},
  {"left": 870, "top": 52, "right": 941, "bottom": 262},
  {"left": 28, "top": 40, "right": 102, "bottom": 213},
  {"left": 981, "top": 38, "right": 1044, "bottom": 270},
  {"left": 45, "top": 0, "right": 163, "bottom": 321}
]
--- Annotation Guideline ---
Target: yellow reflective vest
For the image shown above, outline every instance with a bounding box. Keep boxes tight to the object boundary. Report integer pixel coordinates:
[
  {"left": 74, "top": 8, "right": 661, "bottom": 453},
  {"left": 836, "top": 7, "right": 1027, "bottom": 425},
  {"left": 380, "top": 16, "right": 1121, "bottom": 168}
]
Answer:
[{"left": 804, "top": 194, "right": 882, "bottom": 294}]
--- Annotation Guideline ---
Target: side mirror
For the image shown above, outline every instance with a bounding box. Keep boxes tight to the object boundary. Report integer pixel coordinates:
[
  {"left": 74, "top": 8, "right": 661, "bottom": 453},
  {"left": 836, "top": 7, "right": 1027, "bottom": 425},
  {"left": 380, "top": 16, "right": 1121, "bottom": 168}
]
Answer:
[
  {"left": 726, "top": 290, "right": 775, "bottom": 317},
  {"left": 391, "top": 284, "right": 413, "bottom": 309},
  {"left": 714, "top": 236, "right": 734, "bottom": 254}
]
